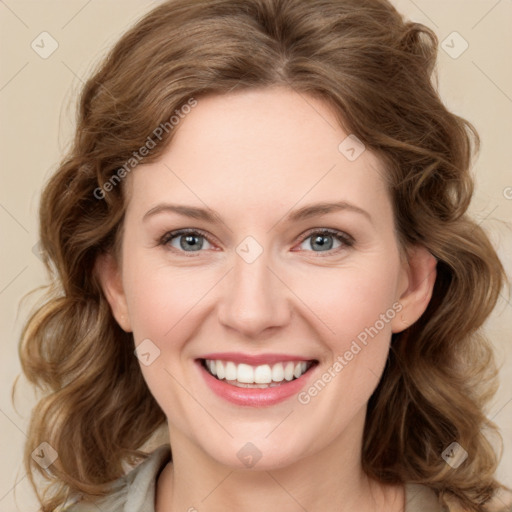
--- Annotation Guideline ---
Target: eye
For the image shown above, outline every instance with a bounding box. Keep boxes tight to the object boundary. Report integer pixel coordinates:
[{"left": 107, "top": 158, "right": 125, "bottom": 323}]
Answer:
[
  {"left": 295, "top": 229, "right": 354, "bottom": 254},
  {"left": 158, "top": 228, "right": 354, "bottom": 256},
  {"left": 159, "top": 229, "right": 214, "bottom": 253}
]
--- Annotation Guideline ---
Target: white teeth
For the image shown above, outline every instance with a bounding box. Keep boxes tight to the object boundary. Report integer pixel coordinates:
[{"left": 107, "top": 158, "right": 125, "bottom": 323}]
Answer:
[
  {"left": 271, "top": 363, "right": 284, "bottom": 382},
  {"left": 254, "top": 364, "right": 272, "bottom": 384},
  {"left": 295, "top": 362, "right": 307, "bottom": 378},
  {"left": 216, "top": 360, "right": 225, "bottom": 380},
  {"left": 237, "top": 363, "right": 254, "bottom": 383},
  {"left": 284, "top": 362, "right": 295, "bottom": 381},
  {"left": 224, "top": 361, "right": 237, "bottom": 381},
  {"left": 204, "top": 359, "right": 312, "bottom": 385}
]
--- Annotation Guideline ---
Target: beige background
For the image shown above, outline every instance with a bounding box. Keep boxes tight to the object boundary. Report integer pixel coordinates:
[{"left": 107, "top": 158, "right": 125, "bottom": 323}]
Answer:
[{"left": 1, "top": 1, "right": 511, "bottom": 510}]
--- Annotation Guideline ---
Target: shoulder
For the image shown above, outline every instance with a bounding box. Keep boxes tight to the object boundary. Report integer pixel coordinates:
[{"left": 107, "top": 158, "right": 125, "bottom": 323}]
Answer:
[
  {"left": 405, "top": 484, "right": 512, "bottom": 512},
  {"left": 481, "top": 488, "right": 512, "bottom": 512},
  {"left": 59, "top": 444, "right": 171, "bottom": 512},
  {"left": 405, "top": 483, "right": 446, "bottom": 512}
]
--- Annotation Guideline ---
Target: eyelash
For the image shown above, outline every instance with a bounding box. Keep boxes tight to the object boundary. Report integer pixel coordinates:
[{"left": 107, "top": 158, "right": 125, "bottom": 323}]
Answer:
[{"left": 157, "top": 228, "right": 355, "bottom": 257}]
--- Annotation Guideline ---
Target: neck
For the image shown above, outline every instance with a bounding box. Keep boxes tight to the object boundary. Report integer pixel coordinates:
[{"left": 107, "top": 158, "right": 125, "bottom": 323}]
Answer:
[{"left": 156, "top": 407, "right": 404, "bottom": 512}]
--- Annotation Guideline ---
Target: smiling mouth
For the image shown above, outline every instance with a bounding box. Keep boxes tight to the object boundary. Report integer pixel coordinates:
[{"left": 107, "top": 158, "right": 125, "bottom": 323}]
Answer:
[{"left": 200, "top": 358, "right": 318, "bottom": 388}]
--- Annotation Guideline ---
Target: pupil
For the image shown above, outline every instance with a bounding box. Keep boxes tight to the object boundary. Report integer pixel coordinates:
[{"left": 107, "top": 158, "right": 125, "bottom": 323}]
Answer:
[
  {"left": 181, "top": 234, "right": 203, "bottom": 251},
  {"left": 312, "top": 235, "right": 332, "bottom": 251}
]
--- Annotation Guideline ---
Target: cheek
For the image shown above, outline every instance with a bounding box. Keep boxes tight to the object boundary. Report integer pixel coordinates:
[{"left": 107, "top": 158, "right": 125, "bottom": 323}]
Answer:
[
  {"left": 292, "top": 260, "right": 401, "bottom": 410},
  {"left": 123, "top": 255, "right": 214, "bottom": 340},
  {"left": 123, "top": 248, "right": 402, "bottom": 350},
  {"left": 121, "top": 255, "right": 213, "bottom": 420},
  {"left": 290, "top": 271, "right": 400, "bottom": 442},
  {"left": 293, "top": 262, "right": 401, "bottom": 346}
]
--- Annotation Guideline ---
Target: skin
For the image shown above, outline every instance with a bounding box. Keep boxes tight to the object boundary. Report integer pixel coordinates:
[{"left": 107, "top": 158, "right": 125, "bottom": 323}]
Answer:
[{"left": 97, "top": 87, "right": 437, "bottom": 512}]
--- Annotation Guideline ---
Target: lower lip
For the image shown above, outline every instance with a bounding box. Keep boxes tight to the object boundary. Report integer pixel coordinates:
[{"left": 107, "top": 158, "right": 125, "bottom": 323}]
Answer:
[{"left": 196, "top": 360, "right": 317, "bottom": 407}]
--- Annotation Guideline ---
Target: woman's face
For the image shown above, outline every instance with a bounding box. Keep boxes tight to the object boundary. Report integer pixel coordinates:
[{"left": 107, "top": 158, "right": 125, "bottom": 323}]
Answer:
[{"left": 100, "top": 87, "right": 435, "bottom": 470}]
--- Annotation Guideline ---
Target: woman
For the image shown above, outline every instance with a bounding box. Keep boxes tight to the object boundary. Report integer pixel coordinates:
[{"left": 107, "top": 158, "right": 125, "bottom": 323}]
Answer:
[{"left": 18, "top": 0, "right": 511, "bottom": 510}]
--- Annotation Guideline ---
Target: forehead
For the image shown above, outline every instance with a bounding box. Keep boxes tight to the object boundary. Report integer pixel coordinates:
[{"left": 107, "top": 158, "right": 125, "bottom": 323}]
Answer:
[{"left": 125, "top": 87, "right": 391, "bottom": 225}]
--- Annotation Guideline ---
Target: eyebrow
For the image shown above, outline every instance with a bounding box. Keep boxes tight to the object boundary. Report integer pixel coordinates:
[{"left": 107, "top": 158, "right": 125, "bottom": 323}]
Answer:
[{"left": 142, "top": 201, "right": 372, "bottom": 225}]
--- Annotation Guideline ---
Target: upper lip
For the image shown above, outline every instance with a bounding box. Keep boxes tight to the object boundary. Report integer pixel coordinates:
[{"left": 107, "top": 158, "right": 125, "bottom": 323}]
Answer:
[{"left": 198, "top": 352, "right": 317, "bottom": 366}]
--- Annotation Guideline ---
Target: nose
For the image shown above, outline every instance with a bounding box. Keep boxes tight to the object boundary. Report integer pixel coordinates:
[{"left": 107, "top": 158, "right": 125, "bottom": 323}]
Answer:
[{"left": 217, "top": 247, "right": 292, "bottom": 339}]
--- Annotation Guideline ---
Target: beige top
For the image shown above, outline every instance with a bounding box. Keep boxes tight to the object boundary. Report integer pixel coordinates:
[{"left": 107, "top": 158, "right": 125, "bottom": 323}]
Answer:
[{"left": 62, "top": 444, "right": 445, "bottom": 511}]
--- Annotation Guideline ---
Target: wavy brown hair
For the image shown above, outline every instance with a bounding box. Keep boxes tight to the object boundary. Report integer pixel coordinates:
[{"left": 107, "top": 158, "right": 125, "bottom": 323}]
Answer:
[{"left": 17, "top": 0, "right": 509, "bottom": 510}]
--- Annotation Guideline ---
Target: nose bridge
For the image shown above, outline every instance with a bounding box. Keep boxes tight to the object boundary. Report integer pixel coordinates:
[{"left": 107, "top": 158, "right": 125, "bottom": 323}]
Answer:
[{"left": 217, "top": 240, "right": 291, "bottom": 337}]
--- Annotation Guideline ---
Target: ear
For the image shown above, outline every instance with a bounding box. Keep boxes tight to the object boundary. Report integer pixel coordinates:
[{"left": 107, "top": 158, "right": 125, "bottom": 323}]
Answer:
[
  {"left": 94, "top": 252, "right": 132, "bottom": 332},
  {"left": 391, "top": 245, "right": 437, "bottom": 333}
]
